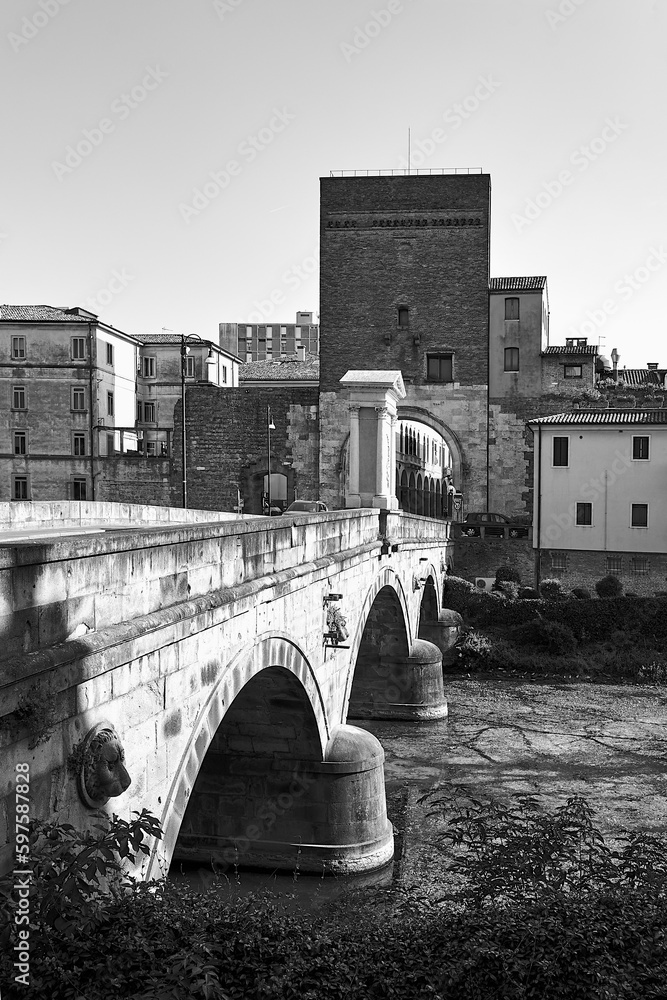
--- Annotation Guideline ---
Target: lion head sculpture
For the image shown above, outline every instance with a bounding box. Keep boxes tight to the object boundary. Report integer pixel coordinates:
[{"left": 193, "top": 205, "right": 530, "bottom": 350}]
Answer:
[{"left": 75, "top": 723, "right": 131, "bottom": 808}]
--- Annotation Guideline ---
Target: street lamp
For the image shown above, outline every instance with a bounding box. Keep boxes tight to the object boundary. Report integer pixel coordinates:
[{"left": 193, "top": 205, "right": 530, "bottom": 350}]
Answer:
[
  {"left": 180, "top": 334, "right": 216, "bottom": 508},
  {"left": 267, "top": 405, "right": 276, "bottom": 515}
]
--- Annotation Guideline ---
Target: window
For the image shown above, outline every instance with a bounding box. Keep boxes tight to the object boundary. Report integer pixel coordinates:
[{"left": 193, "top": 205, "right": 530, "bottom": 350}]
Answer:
[
  {"left": 141, "top": 356, "right": 156, "bottom": 378},
  {"left": 575, "top": 502, "right": 592, "bottom": 525},
  {"left": 11, "top": 336, "right": 26, "bottom": 359},
  {"left": 553, "top": 436, "right": 569, "bottom": 467},
  {"left": 71, "top": 337, "right": 86, "bottom": 359},
  {"left": 397, "top": 306, "right": 409, "bottom": 328},
  {"left": 14, "top": 431, "right": 27, "bottom": 455},
  {"left": 136, "top": 401, "right": 142, "bottom": 422},
  {"left": 106, "top": 343, "right": 114, "bottom": 366},
  {"left": 632, "top": 436, "right": 650, "bottom": 461},
  {"left": 72, "top": 478, "right": 87, "bottom": 500},
  {"left": 631, "top": 504, "right": 648, "bottom": 527},
  {"left": 143, "top": 402, "right": 155, "bottom": 422},
  {"left": 550, "top": 551, "right": 568, "bottom": 573},
  {"left": 185, "top": 356, "right": 196, "bottom": 378},
  {"left": 606, "top": 555, "right": 623, "bottom": 575},
  {"left": 504, "top": 347, "right": 520, "bottom": 372},
  {"left": 106, "top": 433, "right": 115, "bottom": 456},
  {"left": 73, "top": 432, "right": 86, "bottom": 456},
  {"left": 631, "top": 556, "right": 649, "bottom": 576},
  {"left": 146, "top": 441, "right": 157, "bottom": 456},
  {"left": 107, "top": 391, "right": 114, "bottom": 416},
  {"left": 72, "top": 387, "right": 86, "bottom": 410},
  {"left": 505, "top": 297, "right": 519, "bottom": 320},
  {"left": 12, "top": 385, "right": 26, "bottom": 409},
  {"left": 565, "top": 337, "right": 587, "bottom": 348},
  {"left": 221, "top": 364, "right": 228, "bottom": 384},
  {"left": 564, "top": 365, "right": 583, "bottom": 378},
  {"left": 12, "top": 475, "right": 29, "bottom": 500},
  {"left": 427, "top": 354, "right": 453, "bottom": 383}
]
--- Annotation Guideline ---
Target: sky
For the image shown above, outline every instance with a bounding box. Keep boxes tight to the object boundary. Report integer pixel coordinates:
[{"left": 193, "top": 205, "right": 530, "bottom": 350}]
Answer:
[{"left": 1, "top": 0, "right": 665, "bottom": 369}]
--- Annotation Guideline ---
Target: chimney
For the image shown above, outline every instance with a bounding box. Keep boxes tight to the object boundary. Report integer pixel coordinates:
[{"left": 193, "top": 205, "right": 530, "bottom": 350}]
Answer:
[
  {"left": 611, "top": 348, "right": 619, "bottom": 381},
  {"left": 297, "top": 345, "right": 306, "bottom": 362}
]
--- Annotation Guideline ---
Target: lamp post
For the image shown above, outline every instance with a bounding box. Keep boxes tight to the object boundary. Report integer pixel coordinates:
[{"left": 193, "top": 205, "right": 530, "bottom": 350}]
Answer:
[
  {"left": 267, "top": 405, "right": 276, "bottom": 515},
  {"left": 180, "top": 334, "right": 216, "bottom": 509}
]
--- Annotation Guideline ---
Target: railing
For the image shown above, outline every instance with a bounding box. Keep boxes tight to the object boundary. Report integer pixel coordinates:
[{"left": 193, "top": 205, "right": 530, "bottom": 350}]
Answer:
[{"left": 329, "top": 168, "right": 483, "bottom": 177}]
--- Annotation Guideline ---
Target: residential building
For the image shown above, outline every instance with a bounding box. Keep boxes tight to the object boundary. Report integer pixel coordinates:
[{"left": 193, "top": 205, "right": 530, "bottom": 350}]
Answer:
[
  {"left": 528, "top": 409, "right": 667, "bottom": 594},
  {"left": 0, "top": 305, "right": 139, "bottom": 501},
  {"left": 219, "top": 313, "right": 319, "bottom": 361}
]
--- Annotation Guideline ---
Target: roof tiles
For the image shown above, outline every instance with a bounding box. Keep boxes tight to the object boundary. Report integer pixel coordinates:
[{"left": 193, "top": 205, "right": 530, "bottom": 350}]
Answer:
[
  {"left": 489, "top": 277, "right": 547, "bottom": 291},
  {"left": 530, "top": 409, "right": 667, "bottom": 425}
]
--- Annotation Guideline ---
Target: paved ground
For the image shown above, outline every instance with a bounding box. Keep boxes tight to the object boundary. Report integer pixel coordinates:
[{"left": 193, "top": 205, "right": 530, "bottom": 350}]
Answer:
[{"left": 360, "top": 676, "right": 667, "bottom": 885}]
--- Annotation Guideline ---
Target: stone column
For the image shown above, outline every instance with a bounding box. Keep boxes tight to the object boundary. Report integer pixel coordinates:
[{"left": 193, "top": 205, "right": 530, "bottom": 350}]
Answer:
[
  {"left": 373, "top": 405, "right": 389, "bottom": 508},
  {"left": 346, "top": 404, "right": 361, "bottom": 508}
]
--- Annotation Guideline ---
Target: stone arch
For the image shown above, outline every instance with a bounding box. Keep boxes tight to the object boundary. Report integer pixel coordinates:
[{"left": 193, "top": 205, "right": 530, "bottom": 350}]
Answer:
[
  {"left": 396, "top": 405, "right": 464, "bottom": 491},
  {"left": 342, "top": 567, "right": 413, "bottom": 719},
  {"left": 146, "top": 634, "right": 327, "bottom": 879}
]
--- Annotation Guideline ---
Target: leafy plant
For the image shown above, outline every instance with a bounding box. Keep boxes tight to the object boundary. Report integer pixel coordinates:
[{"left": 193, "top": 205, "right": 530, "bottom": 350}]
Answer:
[
  {"left": 571, "top": 587, "right": 591, "bottom": 599},
  {"left": 509, "top": 618, "right": 577, "bottom": 656},
  {"left": 539, "top": 578, "right": 565, "bottom": 600},
  {"left": 596, "top": 574, "right": 624, "bottom": 598}
]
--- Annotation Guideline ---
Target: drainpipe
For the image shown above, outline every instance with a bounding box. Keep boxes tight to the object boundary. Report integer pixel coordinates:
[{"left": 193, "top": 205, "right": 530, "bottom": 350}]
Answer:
[
  {"left": 603, "top": 469, "right": 608, "bottom": 552},
  {"left": 535, "top": 424, "right": 542, "bottom": 590},
  {"left": 88, "top": 323, "right": 95, "bottom": 500}
]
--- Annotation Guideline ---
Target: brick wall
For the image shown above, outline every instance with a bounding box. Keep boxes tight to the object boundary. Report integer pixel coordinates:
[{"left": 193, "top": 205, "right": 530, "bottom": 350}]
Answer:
[
  {"left": 539, "top": 548, "right": 667, "bottom": 597},
  {"left": 175, "top": 385, "right": 320, "bottom": 513},
  {"left": 319, "top": 174, "right": 491, "bottom": 393},
  {"left": 97, "top": 459, "right": 173, "bottom": 506},
  {"left": 452, "top": 537, "right": 535, "bottom": 588}
]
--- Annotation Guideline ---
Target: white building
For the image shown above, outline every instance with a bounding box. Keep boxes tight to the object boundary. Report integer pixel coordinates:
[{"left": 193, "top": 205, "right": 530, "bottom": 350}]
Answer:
[{"left": 529, "top": 409, "right": 667, "bottom": 593}]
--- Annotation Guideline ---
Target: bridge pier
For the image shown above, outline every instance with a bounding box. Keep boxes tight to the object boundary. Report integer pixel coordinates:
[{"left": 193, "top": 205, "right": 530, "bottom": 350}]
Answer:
[
  {"left": 419, "top": 609, "right": 464, "bottom": 667},
  {"left": 348, "top": 637, "right": 448, "bottom": 721},
  {"left": 173, "top": 724, "right": 394, "bottom": 874}
]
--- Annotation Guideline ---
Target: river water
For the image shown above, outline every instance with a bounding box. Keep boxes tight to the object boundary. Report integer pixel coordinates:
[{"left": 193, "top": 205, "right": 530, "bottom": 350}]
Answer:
[{"left": 170, "top": 677, "right": 667, "bottom": 910}]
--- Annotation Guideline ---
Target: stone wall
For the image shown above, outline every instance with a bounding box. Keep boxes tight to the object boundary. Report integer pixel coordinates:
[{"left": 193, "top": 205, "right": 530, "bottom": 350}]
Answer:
[{"left": 174, "top": 385, "right": 320, "bottom": 513}]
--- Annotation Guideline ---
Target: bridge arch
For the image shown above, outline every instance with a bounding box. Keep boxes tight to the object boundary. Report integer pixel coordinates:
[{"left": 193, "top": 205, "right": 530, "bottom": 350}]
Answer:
[
  {"left": 148, "top": 634, "right": 328, "bottom": 878},
  {"left": 343, "top": 565, "right": 447, "bottom": 722}
]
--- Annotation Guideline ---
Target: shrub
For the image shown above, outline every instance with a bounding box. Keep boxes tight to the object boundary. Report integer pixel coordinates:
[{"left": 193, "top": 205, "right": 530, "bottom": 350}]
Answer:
[
  {"left": 539, "top": 578, "right": 565, "bottom": 600},
  {"left": 455, "top": 629, "right": 492, "bottom": 668},
  {"left": 571, "top": 587, "right": 591, "bottom": 599},
  {"left": 508, "top": 618, "right": 577, "bottom": 656},
  {"left": 443, "top": 575, "right": 477, "bottom": 615},
  {"left": 596, "top": 574, "right": 624, "bottom": 598},
  {"left": 495, "top": 565, "right": 521, "bottom": 587},
  {"left": 519, "top": 586, "right": 539, "bottom": 600},
  {"left": 493, "top": 580, "right": 519, "bottom": 600}
]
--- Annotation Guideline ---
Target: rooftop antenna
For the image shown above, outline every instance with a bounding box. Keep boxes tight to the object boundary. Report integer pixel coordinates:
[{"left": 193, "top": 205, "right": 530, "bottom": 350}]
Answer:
[{"left": 407, "top": 128, "right": 411, "bottom": 175}]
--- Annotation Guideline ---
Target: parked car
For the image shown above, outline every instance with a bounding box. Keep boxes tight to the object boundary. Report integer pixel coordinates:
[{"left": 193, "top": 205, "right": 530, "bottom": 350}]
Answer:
[
  {"left": 458, "top": 512, "right": 530, "bottom": 538},
  {"left": 283, "top": 500, "right": 328, "bottom": 514}
]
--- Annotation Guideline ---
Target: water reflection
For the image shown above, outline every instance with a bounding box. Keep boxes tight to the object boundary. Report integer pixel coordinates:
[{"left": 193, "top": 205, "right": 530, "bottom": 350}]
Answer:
[{"left": 169, "top": 858, "right": 395, "bottom": 913}]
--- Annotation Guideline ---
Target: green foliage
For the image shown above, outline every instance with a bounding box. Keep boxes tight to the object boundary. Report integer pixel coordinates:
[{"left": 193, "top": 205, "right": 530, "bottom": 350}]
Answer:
[
  {"left": 571, "top": 587, "right": 591, "bottom": 600},
  {"left": 455, "top": 628, "right": 492, "bottom": 668},
  {"left": 495, "top": 564, "right": 521, "bottom": 586},
  {"left": 0, "top": 684, "right": 56, "bottom": 749},
  {"left": 539, "top": 578, "right": 565, "bottom": 600},
  {"left": 509, "top": 618, "right": 578, "bottom": 656},
  {"left": 519, "top": 586, "right": 539, "bottom": 600},
  {"left": 493, "top": 579, "right": 520, "bottom": 600},
  {"left": 3, "top": 802, "right": 667, "bottom": 999},
  {"left": 596, "top": 573, "right": 624, "bottom": 598}
]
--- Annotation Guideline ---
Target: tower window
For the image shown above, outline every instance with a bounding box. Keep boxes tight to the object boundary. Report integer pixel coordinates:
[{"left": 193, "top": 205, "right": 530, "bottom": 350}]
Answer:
[
  {"left": 427, "top": 354, "right": 453, "bottom": 383},
  {"left": 397, "top": 306, "right": 409, "bottom": 328}
]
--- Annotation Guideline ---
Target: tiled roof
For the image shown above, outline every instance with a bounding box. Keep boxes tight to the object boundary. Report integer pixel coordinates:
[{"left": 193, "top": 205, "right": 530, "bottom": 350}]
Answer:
[
  {"left": 489, "top": 277, "right": 547, "bottom": 291},
  {"left": 529, "top": 409, "right": 667, "bottom": 425},
  {"left": 240, "top": 353, "right": 320, "bottom": 382},
  {"left": 0, "top": 304, "right": 94, "bottom": 323},
  {"left": 138, "top": 333, "right": 220, "bottom": 346},
  {"left": 542, "top": 345, "right": 598, "bottom": 355},
  {"left": 615, "top": 369, "right": 667, "bottom": 387}
]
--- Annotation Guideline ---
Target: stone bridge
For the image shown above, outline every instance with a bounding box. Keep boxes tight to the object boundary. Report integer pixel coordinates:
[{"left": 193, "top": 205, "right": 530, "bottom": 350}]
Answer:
[{"left": 0, "top": 503, "right": 459, "bottom": 878}]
